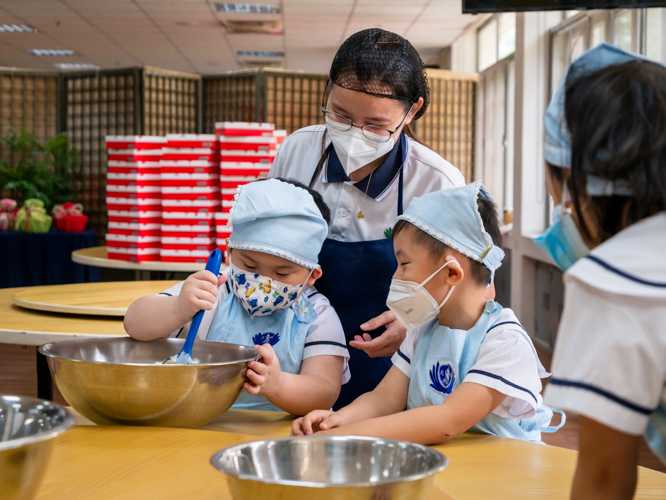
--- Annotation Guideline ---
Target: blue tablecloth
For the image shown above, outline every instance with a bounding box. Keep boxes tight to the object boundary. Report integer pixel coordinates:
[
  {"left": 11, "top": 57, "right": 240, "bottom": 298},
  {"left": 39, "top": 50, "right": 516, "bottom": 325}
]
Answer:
[{"left": 0, "top": 230, "right": 100, "bottom": 288}]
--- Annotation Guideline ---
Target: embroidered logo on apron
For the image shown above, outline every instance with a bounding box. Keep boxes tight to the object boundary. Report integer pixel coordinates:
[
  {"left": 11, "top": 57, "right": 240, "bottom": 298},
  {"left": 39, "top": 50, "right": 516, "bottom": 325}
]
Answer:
[
  {"left": 252, "top": 332, "right": 280, "bottom": 346},
  {"left": 429, "top": 361, "right": 455, "bottom": 395}
]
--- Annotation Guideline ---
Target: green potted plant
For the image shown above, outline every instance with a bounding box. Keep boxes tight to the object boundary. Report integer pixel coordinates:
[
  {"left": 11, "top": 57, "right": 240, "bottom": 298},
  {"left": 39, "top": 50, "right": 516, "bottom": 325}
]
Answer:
[{"left": 0, "top": 128, "right": 82, "bottom": 212}]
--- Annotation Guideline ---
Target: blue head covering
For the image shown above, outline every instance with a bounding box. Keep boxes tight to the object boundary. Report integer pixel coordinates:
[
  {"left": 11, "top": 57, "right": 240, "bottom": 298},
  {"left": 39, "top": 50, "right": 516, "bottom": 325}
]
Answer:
[
  {"left": 398, "top": 182, "right": 505, "bottom": 279},
  {"left": 228, "top": 179, "right": 328, "bottom": 269},
  {"left": 544, "top": 42, "right": 658, "bottom": 196}
]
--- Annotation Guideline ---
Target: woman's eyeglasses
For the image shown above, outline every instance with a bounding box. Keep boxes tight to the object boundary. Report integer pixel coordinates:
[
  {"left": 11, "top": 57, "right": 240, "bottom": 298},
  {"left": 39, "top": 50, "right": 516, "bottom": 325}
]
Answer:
[{"left": 321, "top": 104, "right": 414, "bottom": 143}]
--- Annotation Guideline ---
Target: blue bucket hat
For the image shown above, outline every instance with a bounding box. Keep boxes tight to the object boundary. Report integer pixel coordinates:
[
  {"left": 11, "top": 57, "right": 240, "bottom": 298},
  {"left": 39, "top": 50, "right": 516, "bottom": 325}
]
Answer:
[
  {"left": 228, "top": 179, "right": 328, "bottom": 269},
  {"left": 544, "top": 42, "right": 659, "bottom": 196},
  {"left": 398, "top": 182, "right": 505, "bottom": 279}
]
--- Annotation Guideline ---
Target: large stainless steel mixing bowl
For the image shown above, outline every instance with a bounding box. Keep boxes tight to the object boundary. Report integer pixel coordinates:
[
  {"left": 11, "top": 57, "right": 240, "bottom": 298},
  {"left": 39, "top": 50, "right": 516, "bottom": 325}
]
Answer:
[
  {"left": 211, "top": 435, "right": 449, "bottom": 500},
  {"left": 38, "top": 337, "right": 258, "bottom": 429},
  {"left": 0, "top": 395, "right": 75, "bottom": 500}
]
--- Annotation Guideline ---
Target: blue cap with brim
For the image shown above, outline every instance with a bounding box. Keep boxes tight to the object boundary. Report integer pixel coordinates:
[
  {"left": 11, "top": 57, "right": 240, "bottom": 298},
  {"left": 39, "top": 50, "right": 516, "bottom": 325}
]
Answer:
[
  {"left": 228, "top": 179, "right": 328, "bottom": 270},
  {"left": 398, "top": 182, "right": 505, "bottom": 280},
  {"left": 544, "top": 42, "right": 660, "bottom": 196}
]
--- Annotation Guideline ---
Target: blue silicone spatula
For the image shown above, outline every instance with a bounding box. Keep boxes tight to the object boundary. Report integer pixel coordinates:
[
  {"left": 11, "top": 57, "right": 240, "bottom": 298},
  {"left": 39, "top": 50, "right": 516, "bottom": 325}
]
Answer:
[{"left": 163, "top": 249, "right": 223, "bottom": 365}]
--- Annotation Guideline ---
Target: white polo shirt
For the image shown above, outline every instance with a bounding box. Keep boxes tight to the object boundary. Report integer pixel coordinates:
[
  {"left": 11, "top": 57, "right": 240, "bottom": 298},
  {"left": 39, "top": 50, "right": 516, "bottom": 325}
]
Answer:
[
  {"left": 545, "top": 211, "right": 666, "bottom": 436},
  {"left": 268, "top": 125, "right": 466, "bottom": 242},
  {"left": 392, "top": 307, "right": 549, "bottom": 419},
  {"left": 160, "top": 268, "right": 350, "bottom": 383}
]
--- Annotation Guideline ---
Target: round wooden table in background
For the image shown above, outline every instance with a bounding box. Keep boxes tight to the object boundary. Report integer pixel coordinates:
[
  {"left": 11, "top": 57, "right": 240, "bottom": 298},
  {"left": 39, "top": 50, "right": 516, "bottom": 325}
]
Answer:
[
  {"left": 12, "top": 281, "right": 179, "bottom": 317},
  {"left": 39, "top": 409, "right": 666, "bottom": 499},
  {"left": 72, "top": 246, "right": 211, "bottom": 273}
]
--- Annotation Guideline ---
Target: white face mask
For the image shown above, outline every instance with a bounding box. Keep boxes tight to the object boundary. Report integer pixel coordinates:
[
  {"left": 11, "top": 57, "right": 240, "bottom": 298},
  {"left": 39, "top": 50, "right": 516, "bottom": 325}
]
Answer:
[
  {"left": 326, "top": 120, "right": 395, "bottom": 176},
  {"left": 386, "top": 260, "right": 459, "bottom": 330}
]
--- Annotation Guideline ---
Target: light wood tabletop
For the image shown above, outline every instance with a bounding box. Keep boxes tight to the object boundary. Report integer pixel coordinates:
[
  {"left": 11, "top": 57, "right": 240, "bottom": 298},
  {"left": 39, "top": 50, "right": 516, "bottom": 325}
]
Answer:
[
  {"left": 0, "top": 286, "right": 126, "bottom": 346},
  {"left": 12, "top": 281, "right": 179, "bottom": 316},
  {"left": 66, "top": 409, "right": 666, "bottom": 499},
  {"left": 72, "top": 246, "right": 215, "bottom": 272}
]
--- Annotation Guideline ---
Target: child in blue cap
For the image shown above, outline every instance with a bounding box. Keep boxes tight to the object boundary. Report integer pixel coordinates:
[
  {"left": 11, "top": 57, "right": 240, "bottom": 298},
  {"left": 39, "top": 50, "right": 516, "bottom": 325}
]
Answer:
[
  {"left": 293, "top": 182, "right": 563, "bottom": 443},
  {"left": 125, "top": 178, "right": 349, "bottom": 415}
]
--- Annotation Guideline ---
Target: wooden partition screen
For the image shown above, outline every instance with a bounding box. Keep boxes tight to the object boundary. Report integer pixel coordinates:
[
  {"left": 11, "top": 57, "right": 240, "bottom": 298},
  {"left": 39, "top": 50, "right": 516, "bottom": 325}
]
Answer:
[
  {"left": 0, "top": 69, "right": 58, "bottom": 163},
  {"left": 202, "top": 69, "right": 327, "bottom": 135},
  {"left": 143, "top": 67, "right": 200, "bottom": 136},
  {"left": 414, "top": 70, "right": 478, "bottom": 183}
]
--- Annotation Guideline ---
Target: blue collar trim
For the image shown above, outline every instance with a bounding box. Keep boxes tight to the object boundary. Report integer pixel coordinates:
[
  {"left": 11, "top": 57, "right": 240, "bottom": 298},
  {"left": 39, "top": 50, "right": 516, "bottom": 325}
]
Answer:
[{"left": 326, "top": 133, "right": 406, "bottom": 200}]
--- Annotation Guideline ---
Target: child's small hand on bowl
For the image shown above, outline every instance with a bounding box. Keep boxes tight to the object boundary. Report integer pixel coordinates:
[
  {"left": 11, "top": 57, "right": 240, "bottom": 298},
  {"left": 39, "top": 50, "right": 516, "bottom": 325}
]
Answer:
[
  {"left": 244, "top": 344, "right": 283, "bottom": 397},
  {"left": 291, "top": 410, "right": 346, "bottom": 436},
  {"left": 173, "top": 270, "right": 226, "bottom": 323}
]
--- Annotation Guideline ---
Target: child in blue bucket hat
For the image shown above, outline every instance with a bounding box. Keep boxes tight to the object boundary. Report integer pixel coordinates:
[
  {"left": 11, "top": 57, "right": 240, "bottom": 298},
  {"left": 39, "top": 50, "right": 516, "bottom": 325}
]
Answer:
[
  {"left": 293, "top": 182, "right": 564, "bottom": 443},
  {"left": 126, "top": 178, "right": 349, "bottom": 415}
]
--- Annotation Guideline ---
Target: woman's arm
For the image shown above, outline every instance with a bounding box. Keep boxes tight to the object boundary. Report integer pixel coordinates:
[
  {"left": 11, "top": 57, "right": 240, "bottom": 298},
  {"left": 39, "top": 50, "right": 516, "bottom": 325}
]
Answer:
[
  {"left": 571, "top": 416, "right": 640, "bottom": 500},
  {"left": 321, "top": 381, "right": 506, "bottom": 445}
]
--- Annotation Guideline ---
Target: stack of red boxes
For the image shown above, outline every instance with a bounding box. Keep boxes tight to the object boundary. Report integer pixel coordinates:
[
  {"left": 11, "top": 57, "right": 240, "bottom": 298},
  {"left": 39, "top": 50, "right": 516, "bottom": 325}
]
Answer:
[
  {"left": 105, "top": 136, "right": 166, "bottom": 262},
  {"left": 160, "top": 134, "right": 220, "bottom": 264},
  {"left": 215, "top": 122, "right": 284, "bottom": 253}
]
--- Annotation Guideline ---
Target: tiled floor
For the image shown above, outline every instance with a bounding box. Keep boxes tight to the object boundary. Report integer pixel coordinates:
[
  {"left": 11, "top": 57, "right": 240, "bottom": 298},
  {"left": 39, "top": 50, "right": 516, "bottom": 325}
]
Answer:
[{"left": 1, "top": 342, "right": 664, "bottom": 473}]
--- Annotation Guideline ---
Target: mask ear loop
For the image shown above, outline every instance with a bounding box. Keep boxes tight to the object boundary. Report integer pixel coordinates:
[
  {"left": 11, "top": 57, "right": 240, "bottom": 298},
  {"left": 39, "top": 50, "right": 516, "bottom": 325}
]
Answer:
[{"left": 415, "top": 259, "right": 459, "bottom": 289}]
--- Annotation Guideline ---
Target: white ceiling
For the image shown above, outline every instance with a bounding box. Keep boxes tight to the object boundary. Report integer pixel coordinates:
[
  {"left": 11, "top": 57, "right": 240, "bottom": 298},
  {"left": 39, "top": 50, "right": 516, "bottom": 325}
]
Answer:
[{"left": 0, "top": 0, "right": 477, "bottom": 74}]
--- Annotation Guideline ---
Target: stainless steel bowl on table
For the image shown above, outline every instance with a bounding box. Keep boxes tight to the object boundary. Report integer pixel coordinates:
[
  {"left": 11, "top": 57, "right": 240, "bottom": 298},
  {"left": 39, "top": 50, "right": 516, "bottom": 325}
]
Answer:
[
  {"left": 38, "top": 337, "right": 258, "bottom": 429},
  {"left": 211, "top": 435, "right": 449, "bottom": 500},
  {"left": 0, "top": 395, "right": 75, "bottom": 500}
]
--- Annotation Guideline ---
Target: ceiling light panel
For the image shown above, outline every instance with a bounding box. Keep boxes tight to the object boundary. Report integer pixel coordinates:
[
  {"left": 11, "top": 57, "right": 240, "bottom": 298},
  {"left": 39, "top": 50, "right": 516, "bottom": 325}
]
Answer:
[
  {"left": 215, "top": 3, "right": 280, "bottom": 14},
  {"left": 54, "top": 63, "right": 100, "bottom": 70},
  {"left": 0, "top": 24, "right": 37, "bottom": 33},
  {"left": 28, "top": 49, "right": 78, "bottom": 56},
  {"left": 236, "top": 50, "right": 284, "bottom": 58}
]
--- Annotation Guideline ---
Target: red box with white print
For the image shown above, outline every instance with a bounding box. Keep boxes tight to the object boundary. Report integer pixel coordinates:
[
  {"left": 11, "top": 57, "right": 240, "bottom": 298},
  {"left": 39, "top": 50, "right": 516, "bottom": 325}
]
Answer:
[
  {"left": 106, "top": 233, "right": 161, "bottom": 247},
  {"left": 108, "top": 247, "right": 161, "bottom": 262},
  {"left": 161, "top": 225, "right": 215, "bottom": 238},
  {"left": 219, "top": 176, "right": 259, "bottom": 190},
  {"left": 220, "top": 162, "right": 271, "bottom": 177},
  {"left": 162, "top": 148, "right": 220, "bottom": 162},
  {"left": 105, "top": 136, "right": 166, "bottom": 150},
  {"left": 108, "top": 210, "right": 162, "bottom": 226},
  {"left": 219, "top": 150, "right": 276, "bottom": 164},
  {"left": 108, "top": 161, "right": 161, "bottom": 176},
  {"left": 215, "top": 122, "right": 274, "bottom": 137},
  {"left": 160, "top": 248, "right": 213, "bottom": 263},
  {"left": 159, "top": 160, "right": 220, "bottom": 176},
  {"left": 219, "top": 136, "right": 277, "bottom": 151},
  {"left": 166, "top": 134, "right": 218, "bottom": 149},
  {"left": 107, "top": 149, "right": 163, "bottom": 162},
  {"left": 161, "top": 173, "right": 218, "bottom": 188},
  {"left": 107, "top": 220, "right": 161, "bottom": 237},
  {"left": 106, "top": 197, "right": 161, "bottom": 212},
  {"left": 273, "top": 130, "right": 287, "bottom": 145}
]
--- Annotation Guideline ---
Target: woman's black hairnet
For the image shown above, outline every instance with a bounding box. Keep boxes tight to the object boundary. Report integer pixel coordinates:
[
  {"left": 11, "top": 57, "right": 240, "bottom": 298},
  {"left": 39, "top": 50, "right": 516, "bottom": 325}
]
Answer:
[{"left": 330, "top": 28, "right": 430, "bottom": 120}]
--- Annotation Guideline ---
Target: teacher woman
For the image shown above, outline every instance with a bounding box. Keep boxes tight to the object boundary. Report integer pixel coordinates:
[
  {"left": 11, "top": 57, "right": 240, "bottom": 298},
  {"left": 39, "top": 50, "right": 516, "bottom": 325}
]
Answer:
[{"left": 269, "top": 28, "right": 466, "bottom": 408}]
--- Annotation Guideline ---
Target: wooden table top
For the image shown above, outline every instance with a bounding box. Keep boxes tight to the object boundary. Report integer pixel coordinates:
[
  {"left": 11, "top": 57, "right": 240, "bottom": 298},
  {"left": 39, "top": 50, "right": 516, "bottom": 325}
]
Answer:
[
  {"left": 65, "top": 409, "right": 666, "bottom": 499},
  {"left": 72, "top": 246, "right": 215, "bottom": 272},
  {"left": 12, "top": 281, "right": 179, "bottom": 317},
  {"left": 0, "top": 286, "right": 127, "bottom": 346}
]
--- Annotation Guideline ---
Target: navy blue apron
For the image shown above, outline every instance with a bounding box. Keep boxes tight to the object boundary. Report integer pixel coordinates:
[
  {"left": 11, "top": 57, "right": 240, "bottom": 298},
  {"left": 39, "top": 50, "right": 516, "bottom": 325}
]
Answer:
[{"left": 310, "top": 143, "right": 405, "bottom": 409}]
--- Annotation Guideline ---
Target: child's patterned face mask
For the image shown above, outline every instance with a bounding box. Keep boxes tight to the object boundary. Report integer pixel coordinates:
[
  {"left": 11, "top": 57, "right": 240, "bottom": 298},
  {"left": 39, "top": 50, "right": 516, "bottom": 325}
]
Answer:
[{"left": 229, "top": 261, "right": 311, "bottom": 317}]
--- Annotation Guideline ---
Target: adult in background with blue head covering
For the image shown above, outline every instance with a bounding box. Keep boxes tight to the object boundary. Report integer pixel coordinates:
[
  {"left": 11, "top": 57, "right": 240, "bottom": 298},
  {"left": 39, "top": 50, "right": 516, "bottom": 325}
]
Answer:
[
  {"left": 535, "top": 43, "right": 666, "bottom": 498},
  {"left": 125, "top": 178, "right": 350, "bottom": 415},
  {"left": 293, "top": 182, "right": 564, "bottom": 445}
]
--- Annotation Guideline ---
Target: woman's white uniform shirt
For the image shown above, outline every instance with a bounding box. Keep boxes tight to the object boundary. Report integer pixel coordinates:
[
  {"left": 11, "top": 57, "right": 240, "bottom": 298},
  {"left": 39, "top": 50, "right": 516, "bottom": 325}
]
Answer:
[
  {"left": 268, "top": 125, "right": 466, "bottom": 242},
  {"left": 160, "top": 268, "right": 350, "bottom": 383},
  {"left": 545, "top": 212, "right": 666, "bottom": 437}
]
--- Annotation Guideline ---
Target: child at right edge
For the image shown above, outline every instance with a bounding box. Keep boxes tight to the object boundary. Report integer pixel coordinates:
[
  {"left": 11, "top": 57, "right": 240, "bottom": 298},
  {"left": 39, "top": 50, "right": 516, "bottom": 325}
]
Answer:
[{"left": 293, "top": 182, "right": 564, "bottom": 444}]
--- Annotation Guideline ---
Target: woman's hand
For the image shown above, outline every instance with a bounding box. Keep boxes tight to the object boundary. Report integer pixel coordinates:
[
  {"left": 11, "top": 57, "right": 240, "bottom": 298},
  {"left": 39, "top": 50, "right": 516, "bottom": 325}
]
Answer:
[
  {"left": 173, "top": 270, "right": 226, "bottom": 323},
  {"left": 291, "top": 410, "right": 347, "bottom": 436},
  {"left": 349, "top": 311, "right": 407, "bottom": 358},
  {"left": 244, "top": 344, "right": 283, "bottom": 397}
]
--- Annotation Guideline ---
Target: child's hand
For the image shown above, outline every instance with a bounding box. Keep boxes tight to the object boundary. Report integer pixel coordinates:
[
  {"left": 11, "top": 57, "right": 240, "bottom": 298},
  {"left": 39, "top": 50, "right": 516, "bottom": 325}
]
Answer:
[
  {"left": 244, "top": 344, "right": 283, "bottom": 398},
  {"left": 173, "top": 270, "right": 226, "bottom": 323},
  {"left": 291, "top": 410, "right": 346, "bottom": 436}
]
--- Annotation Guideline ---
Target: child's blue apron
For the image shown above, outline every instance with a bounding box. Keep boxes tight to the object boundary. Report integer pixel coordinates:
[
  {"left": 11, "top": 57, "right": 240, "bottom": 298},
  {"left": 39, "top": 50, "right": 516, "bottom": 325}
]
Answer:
[
  {"left": 645, "top": 404, "right": 666, "bottom": 463},
  {"left": 311, "top": 137, "right": 406, "bottom": 410},
  {"left": 407, "top": 301, "right": 565, "bottom": 443},
  {"left": 207, "top": 283, "right": 318, "bottom": 412}
]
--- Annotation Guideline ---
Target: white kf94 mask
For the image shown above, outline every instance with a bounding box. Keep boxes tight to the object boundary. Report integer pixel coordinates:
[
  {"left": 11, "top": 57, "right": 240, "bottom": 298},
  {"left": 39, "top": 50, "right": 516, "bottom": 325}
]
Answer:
[
  {"left": 326, "top": 121, "right": 395, "bottom": 177},
  {"left": 386, "top": 260, "right": 459, "bottom": 330}
]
